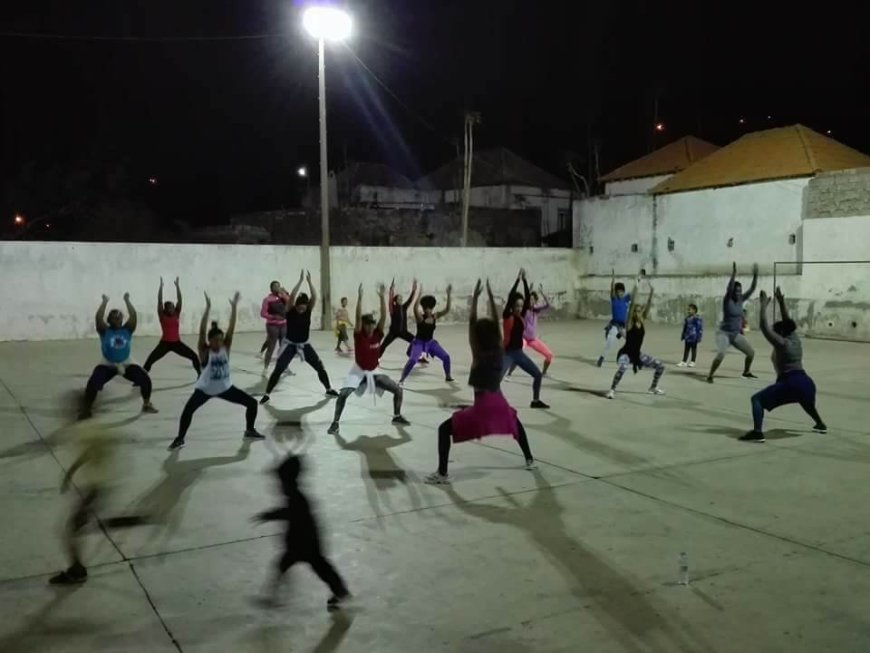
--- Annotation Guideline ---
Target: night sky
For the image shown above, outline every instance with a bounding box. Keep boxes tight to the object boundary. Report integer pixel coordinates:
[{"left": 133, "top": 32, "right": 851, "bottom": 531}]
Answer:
[{"left": 2, "top": 1, "right": 869, "bottom": 225}]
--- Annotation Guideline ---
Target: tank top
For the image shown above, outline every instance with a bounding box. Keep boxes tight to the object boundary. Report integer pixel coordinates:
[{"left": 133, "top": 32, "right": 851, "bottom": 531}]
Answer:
[
  {"left": 195, "top": 347, "right": 232, "bottom": 396},
  {"left": 469, "top": 349, "right": 503, "bottom": 392},
  {"left": 286, "top": 307, "right": 312, "bottom": 343},
  {"left": 618, "top": 323, "right": 645, "bottom": 366},
  {"left": 416, "top": 317, "right": 436, "bottom": 342},
  {"left": 100, "top": 327, "right": 132, "bottom": 364}
]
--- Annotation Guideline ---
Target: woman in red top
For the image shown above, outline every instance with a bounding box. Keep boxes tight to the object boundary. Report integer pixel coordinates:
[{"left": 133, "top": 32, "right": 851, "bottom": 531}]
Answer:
[
  {"left": 328, "top": 283, "right": 410, "bottom": 435},
  {"left": 143, "top": 277, "right": 201, "bottom": 378}
]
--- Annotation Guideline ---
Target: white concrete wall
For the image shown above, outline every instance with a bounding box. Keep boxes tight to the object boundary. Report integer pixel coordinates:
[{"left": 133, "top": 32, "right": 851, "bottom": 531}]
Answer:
[
  {"left": 604, "top": 175, "right": 671, "bottom": 196},
  {"left": 656, "top": 179, "right": 808, "bottom": 274},
  {"left": 0, "top": 243, "right": 582, "bottom": 342},
  {"left": 573, "top": 194, "right": 654, "bottom": 275}
]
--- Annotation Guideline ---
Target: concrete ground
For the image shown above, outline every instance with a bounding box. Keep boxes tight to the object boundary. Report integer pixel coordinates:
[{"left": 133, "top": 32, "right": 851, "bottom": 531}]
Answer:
[{"left": 1, "top": 320, "right": 869, "bottom": 652}]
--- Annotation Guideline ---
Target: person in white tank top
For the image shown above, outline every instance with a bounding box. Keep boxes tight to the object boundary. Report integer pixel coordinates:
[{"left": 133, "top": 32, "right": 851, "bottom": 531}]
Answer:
[{"left": 169, "top": 292, "right": 264, "bottom": 451}]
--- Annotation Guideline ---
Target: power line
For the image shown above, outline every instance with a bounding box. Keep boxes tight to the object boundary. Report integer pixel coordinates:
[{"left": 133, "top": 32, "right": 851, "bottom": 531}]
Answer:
[{"left": 0, "top": 31, "right": 282, "bottom": 42}]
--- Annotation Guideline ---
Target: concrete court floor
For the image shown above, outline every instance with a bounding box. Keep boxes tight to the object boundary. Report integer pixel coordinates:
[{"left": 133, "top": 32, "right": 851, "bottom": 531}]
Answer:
[{"left": 0, "top": 319, "right": 869, "bottom": 653}]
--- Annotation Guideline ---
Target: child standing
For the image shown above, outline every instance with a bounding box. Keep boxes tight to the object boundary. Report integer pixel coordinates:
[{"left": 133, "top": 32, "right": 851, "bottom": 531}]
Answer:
[
  {"left": 334, "top": 297, "right": 353, "bottom": 354},
  {"left": 677, "top": 304, "right": 703, "bottom": 367}
]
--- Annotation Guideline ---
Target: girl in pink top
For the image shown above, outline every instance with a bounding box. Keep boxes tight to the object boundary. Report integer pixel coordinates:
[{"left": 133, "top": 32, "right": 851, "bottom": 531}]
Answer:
[
  {"left": 259, "top": 280, "right": 290, "bottom": 373},
  {"left": 508, "top": 284, "right": 554, "bottom": 376}
]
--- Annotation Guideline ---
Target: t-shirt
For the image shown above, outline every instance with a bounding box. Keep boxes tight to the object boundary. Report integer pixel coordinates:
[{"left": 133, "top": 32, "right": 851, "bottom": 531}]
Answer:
[
  {"left": 159, "top": 313, "right": 180, "bottom": 342},
  {"left": 286, "top": 307, "right": 312, "bottom": 342},
  {"left": 100, "top": 327, "right": 132, "bottom": 364},
  {"left": 611, "top": 295, "right": 631, "bottom": 325},
  {"left": 354, "top": 328, "right": 383, "bottom": 371}
]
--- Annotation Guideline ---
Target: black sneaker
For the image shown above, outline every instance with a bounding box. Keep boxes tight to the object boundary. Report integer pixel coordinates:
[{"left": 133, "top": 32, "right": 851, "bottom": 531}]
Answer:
[
  {"left": 327, "top": 422, "right": 340, "bottom": 435},
  {"left": 445, "top": 376, "right": 455, "bottom": 383},
  {"left": 244, "top": 429, "right": 265, "bottom": 440},
  {"left": 596, "top": 356, "right": 604, "bottom": 368},
  {"left": 813, "top": 423, "right": 828, "bottom": 434},
  {"left": 327, "top": 593, "right": 351, "bottom": 611},
  {"left": 259, "top": 394, "right": 271, "bottom": 405},
  {"left": 742, "top": 372, "right": 758, "bottom": 379},
  {"left": 706, "top": 376, "right": 714, "bottom": 384},
  {"left": 326, "top": 389, "right": 339, "bottom": 397},
  {"left": 739, "top": 430, "right": 765, "bottom": 443},
  {"left": 530, "top": 400, "right": 550, "bottom": 409},
  {"left": 392, "top": 415, "right": 410, "bottom": 425},
  {"left": 168, "top": 437, "right": 185, "bottom": 451},
  {"left": 49, "top": 564, "right": 87, "bottom": 585}
]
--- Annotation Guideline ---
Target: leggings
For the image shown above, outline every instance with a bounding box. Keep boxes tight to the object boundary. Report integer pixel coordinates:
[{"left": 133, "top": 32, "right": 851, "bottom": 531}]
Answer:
[
  {"left": 144, "top": 340, "right": 202, "bottom": 375},
  {"left": 525, "top": 338, "right": 554, "bottom": 364},
  {"left": 711, "top": 330, "right": 754, "bottom": 375},
  {"left": 401, "top": 339, "right": 451, "bottom": 381},
  {"left": 333, "top": 375, "right": 403, "bottom": 423},
  {"left": 682, "top": 342, "right": 698, "bottom": 363},
  {"left": 379, "top": 330, "right": 413, "bottom": 357},
  {"left": 611, "top": 353, "right": 665, "bottom": 390},
  {"left": 278, "top": 545, "right": 348, "bottom": 597},
  {"left": 84, "top": 364, "right": 151, "bottom": 409},
  {"left": 601, "top": 322, "right": 625, "bottom": 358},
  {"left": 262, "top": 323, "right": 287, "bottom": 366},
  {"left": 502, "top": 349, "right": 543, "bottom": 400},
  {"left": 177, "top": 386, "right": 257, "bottom": 440},
  {"left": 751, "top": 372, "right": 825, "bottom": 431},
  {"left": 436, "top": 417, "right": 533, "bottom": 475},
  {"left": 266, "top": 343, "right": 331, "bottom": 394}
]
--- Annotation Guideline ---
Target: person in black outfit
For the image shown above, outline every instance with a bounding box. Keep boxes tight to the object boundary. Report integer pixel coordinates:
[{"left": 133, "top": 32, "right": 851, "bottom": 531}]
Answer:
[
  {"left": 254, "top": 454, "right": 351, "bottom": 610},
  {"left": 379, "top": 278, "right": 418, "bottom": 357},
  {"left": 261, "top": 270, "right": 338, "bottom": 404}
]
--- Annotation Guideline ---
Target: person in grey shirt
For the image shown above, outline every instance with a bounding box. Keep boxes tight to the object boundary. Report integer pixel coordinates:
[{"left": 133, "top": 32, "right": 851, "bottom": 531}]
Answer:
[
  {"left": 740, "top": 287, "right": 827, "bottom": 443},
  {"left": 707, "top": 262, "right": 759, "bottom": 383}
]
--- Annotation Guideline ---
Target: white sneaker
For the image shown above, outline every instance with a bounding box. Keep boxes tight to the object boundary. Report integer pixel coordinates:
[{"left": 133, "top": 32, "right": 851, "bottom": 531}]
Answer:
[
  {"left": 688, "top": 361, "right": 696, "bottom": 368},
  {"left": 648, "top": 387, "right": 665, "bottom": 395},
  {"left": 677, "top": 361, "right": 687, "bottom": 367},
  {"left": 606, "top": 389, "right": 615, "bottom": 399},
  {"left": 424, "top": 472, "right": 451, "bottom": 485}
]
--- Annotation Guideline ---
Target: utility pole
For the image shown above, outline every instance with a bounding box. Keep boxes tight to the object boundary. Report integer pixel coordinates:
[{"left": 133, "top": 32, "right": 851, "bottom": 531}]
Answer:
[{"left": 460, "top": 111, "right": 481, "bottom": 247}]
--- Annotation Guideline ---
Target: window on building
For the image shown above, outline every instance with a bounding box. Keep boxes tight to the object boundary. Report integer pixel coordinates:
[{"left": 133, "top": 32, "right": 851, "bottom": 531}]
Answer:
[{"left": 557, "top": 208, "right": 571, "bottom": 232}]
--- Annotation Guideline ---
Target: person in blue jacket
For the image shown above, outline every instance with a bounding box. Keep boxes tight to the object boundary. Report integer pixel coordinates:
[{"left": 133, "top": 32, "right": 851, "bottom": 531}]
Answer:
[{"left": 677, "top": 303, "right": 703, "bottom": 367}]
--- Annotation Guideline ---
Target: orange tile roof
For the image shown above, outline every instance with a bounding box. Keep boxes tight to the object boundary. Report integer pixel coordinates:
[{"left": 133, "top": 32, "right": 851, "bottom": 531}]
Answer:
[
  {"left": 652, "top": 125, "right": 870, "bottom": 194},
  {"left": 599, "top": 136, "right": 719, "bottom": 182}
]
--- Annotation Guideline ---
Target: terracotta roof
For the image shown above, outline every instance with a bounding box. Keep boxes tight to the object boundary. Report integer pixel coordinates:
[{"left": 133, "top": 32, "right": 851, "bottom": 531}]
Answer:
[
  {"left": 652, "top": 125, "right": 870, "bottom": 194},
  {"left": 600, "top": 136, "right": 719, "bottom": 182},
  {"left": 420, "top": 147, "right": 571, "bottom": 191}
]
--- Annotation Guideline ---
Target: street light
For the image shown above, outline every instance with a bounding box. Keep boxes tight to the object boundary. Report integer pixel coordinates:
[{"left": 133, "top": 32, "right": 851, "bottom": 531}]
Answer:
[
  {"left": 297, "top": 166, "right": 308, "bottom": 178},
  {"left": 303, "top": 4, "right": 352, "bottom": 331},
  {"left": 13, "top": 214, "right": 25, "bottom": 226}
]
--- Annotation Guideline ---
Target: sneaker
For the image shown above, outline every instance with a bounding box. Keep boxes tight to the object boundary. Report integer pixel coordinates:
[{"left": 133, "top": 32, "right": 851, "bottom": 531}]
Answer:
[
  {"left": 677, "top": 361, "right": 687, "bottom": 368},
  {"left": 424, "top": 472, "right": 451, "bottom": 485},
  {"left": 49, "top": 565, "right": 87, "bottom": 585},
  {"left": 813, "top": 422, "right": 828, "bottom": 434},
  {"left": 327, "top": 422, "right": 340, "bottom": 435},
  {"left": 142, "top": 403, "right": 159, "bottom": 414},
  {"left": 168, "top": 437, "right": 185, "bottom": 451},
  {"left": 77, "top": 408, "right": 93, "bottom": 421},
  {"left": 606, "top": 389, "right": 615, "bottom": 399},
  {"left": 648, "top": 387, "right": 665, "bottom": 395},
  {"left": 244, "top": 428, "right": 265, "bottom": 440},
  {"left": 688, "top": 361, "right": 696, "bottom": 368},
  {"left": 596, "top": 356, "right": 604, "bottom": 368},
  {"left": 525, "top": 459, "right": 537, "bottom": 470},
  {"left": 742, "top": 372, "right": 758, "bottom": 379},
  {"left": 445, "top": 376, "right": 455, "bottom": 383},
  {"left": 391, "top": 415, "right": 410, "bottom": 426},
  {"left": 326, "top": 389, "right": 339, "bottom": 397},
  {"left": 327, "top": 593, "right": 352, "bottom": 611},
  {"left": 530, "top": 399, "right": 550, "bottom": 409},
  {"left": 259, "top": 394, "right": 271, "bottom": 405},
  {"left": 706, "top": 376, "right": 714, "bottom": 384},
  {"left": 739, "top": 430, "right": 766, "bottom": 443}
]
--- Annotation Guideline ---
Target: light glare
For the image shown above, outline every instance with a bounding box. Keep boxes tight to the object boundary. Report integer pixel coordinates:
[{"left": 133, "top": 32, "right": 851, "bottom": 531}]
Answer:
[{"left": 303, "top": 6, "right": 352, "bottom": 42}]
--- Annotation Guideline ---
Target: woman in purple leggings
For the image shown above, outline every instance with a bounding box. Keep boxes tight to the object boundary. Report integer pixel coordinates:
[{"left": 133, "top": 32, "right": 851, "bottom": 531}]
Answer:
[{"left": 399, "top": 285, "right": 454, "bottom": 385}]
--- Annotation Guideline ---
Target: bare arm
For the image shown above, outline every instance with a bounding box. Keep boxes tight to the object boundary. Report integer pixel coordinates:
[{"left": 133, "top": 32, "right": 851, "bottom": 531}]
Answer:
[
  {"left": 775, "top": 286, "right": 791, "bottom": 321},
  {"left": 610, "top": 269, "right": 616, "bottom": 299},
  {"left": 469, "top": 279, "right": 482, "bottom": 353},
  {"left": 642, "top": 282, "right": 654, "bottom": 320},
  {"left": 225, "top": 292, "right": 240, "bottom": 350},
  {"left": 354, "top": 285, "right": 363, "bottom": 334},
  {"left": 403, "top": 279, "right": 418, "bottom": 310},
  {"left": 436, "top": 285, "right": 453, "bottom": 319},
  {"left": 486, "top": 279, "right": 498, "bottom": 324},
  {"left": 759, "top": 291, "right": 785, "bottom": 347},
  {"left": 305, "top": 271, "right": 316, "bottom": 313},
  {"left": 413, "top": 285, "right": 423, "bottom": 321},
  {"left": 95, "top": 295, "right": 109, "bottom": 334},
  {"left": 538, "top": 286, "right": 551, "bottom": 312},
  {"left": 726, "top": 261, "right": 737, "bottom": 298},
  {"left": 288, "top": 270, "right": 304, "bottom": 305},
  {"left": 123, "top": 293, "right": 137, "bottom": 333},
  {"left": 521, "top": 277, "right": 531, "bottom": 315},
  {"left": 157, "top": 279, "right": 165, "bottom": 316},
  {"left": 174, "top": 277, "right": 183, "bottom": 315},
  {"left": 503, "top": 275, "right": 521, "bottom": 319},
  {"left": 742, "top": 263, "right": 759, "bottom": 301},
  {"left": 198, "top": 294, "right": 211, "bottom": 352},
  {"left": 377, "top": 285, "right": 387, "bottom": 333}
]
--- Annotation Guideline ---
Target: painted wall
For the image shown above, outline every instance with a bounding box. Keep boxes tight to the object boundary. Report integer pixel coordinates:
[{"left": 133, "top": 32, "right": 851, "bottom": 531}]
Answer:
[
  {"left": 604, "top": 175, "right": 671, "bottom": 196},
  {"left": 0, "top": 243, "right": 582, "bottom": 342},
  {"left": 572, "top": 194, "right": 654, "bottom": 274}
]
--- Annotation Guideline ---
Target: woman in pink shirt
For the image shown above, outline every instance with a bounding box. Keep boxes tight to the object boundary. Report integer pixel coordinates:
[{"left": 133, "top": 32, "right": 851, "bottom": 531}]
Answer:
[
  {"left": 143, "top": 277, "right": 201, "bottom": 378},
  {"left": 260, "top": 280, "right": 290, "bottom": 373}
]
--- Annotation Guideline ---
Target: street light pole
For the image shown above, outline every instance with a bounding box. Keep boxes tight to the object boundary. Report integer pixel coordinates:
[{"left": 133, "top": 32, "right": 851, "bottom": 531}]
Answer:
[{"left": 316, "top": 37, "right": 332, "bottom": 331}]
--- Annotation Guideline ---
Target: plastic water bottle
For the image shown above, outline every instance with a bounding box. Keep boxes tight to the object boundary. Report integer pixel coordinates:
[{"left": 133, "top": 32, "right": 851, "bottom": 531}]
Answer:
[{"left": 678, "top": 552, "right": 690, "bottom": 585}]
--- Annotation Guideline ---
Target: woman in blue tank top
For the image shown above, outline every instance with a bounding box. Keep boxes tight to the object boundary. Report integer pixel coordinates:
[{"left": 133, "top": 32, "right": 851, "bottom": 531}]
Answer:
[{"left": 79, "top": 293, "right": 157, "bottom": 420}]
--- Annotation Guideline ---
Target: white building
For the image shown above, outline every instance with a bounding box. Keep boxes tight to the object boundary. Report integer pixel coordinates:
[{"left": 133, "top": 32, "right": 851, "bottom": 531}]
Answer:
[{"left": 329, "top": 162, "right": 428, "bottom": 209}]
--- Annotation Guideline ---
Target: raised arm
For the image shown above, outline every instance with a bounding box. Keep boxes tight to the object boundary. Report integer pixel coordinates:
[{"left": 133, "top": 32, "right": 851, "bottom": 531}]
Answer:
[
  {"left": 388, "top": 278, "right": 396, "bottom": 307},
  {"left": 520, "top": 275, "right": 531, "bottom": 315},
  {"left": 288, "top": 269, "right": 304, "bottom": 305},
  {"left": 198, "top": 294, "right": 211, "bottom": 351},
  {"left": 225, "top": 292, "right": 240, "bottom": 349},
  {"left": 157, "top": 278, "right": 165, "bottom": 316},
  {"left": 537, "top": 285, "right": 551, "bottom": 312},
  {"left": 436, "top": 285, "right": 453, "bottom": 319},
  {"left": 403, "top": 279, "right": 418, "bottom": 310},
  {"left": 726, "top": 261, "right": 737, "bottom": 297},
  {"left": 503, "top": 272, "right": 522, "bottom": 319},
  {"left": 742, "top": 263, "right": 759, "bottom": 301},
  {"left": 413, "top": 284, "right": 424, "bottom": 321},
  {"left": 95, "top": 295, "right": 109, "bottom": 334},
  {"left": 122, "top": 293, "right": 137, "bottom": 332},
  {"left": 642, "top": 281, "right": 654, "bottom": 320},
  {"left": 775, "top": 286, "right": 791, "bottom": 321},
  {"left": 354, "top": 284, "right": 363, "bottom": 334},
  {"left": 610, "top": 269, "right": 616, "bottom": 299},
  {"left": 626, "top": 279, "right": 640, "bottom": 321},
  {"left": 174, "top": 277, "right": 183, "bottom": 315},
  {"left": 377, "top": 284, "right": 387, "bottom": 333},
  {"left": 486, "top": 279, "right": 499, "bottom": 324},
  {"left": 758, "top": 290, "right": 785, "bottom": 347},
  {"left": 305, "top": 270, "right": 316, "bottom": 313},
  {"left": 469, "top": 279, "right": 482, "bottom": 352}
]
